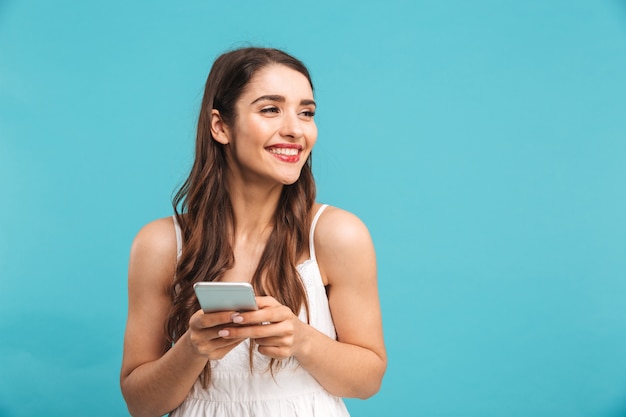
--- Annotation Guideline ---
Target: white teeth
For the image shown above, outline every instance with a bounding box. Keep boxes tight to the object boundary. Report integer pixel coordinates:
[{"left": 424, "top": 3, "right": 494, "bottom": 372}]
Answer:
[{"left": 268, "top": 147, "right": 299, "bottom": 156}]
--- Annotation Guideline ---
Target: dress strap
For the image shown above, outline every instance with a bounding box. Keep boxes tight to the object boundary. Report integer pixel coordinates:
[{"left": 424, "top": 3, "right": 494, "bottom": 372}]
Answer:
[
  {"left": 309, "top": 204, "right": 328, "bottom": 262},
  {"left": 172, "top": 215, "right": 183, "bottom": 261}
]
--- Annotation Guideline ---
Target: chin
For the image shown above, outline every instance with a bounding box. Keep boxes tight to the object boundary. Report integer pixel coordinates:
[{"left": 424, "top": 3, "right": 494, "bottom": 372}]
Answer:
[
  {"left": 278, "top": 172, "right": 303, "bottom": 186},
  {"left": 274, "top": 168, "right": 304, "bottom": 186},
  {"left": 281, "top": 177, "right": 300, "bottom": 186}
]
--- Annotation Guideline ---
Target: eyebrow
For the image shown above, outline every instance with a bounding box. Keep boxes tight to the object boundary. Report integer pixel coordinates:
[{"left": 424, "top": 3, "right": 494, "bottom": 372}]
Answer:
[{"left": 250, "top": 95, "right": 316, "bottom": 107}]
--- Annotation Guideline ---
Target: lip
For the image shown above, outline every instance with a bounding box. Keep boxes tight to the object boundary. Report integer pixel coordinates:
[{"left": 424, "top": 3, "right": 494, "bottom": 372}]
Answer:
[{"left": 265, "top": 144, "right": 303, "bottom": 163}]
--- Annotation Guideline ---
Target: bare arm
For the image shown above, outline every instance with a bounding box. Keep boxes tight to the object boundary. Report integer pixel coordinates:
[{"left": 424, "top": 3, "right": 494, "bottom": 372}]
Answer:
[
  {"left": 219, "top": 207, "right": 387, "bottom": 398},
  {"left": 298, "top": 207, "right": 387, "bottom": 397},
  {"left": 120, "top": 218, "right": 243, "bottom": 417}
]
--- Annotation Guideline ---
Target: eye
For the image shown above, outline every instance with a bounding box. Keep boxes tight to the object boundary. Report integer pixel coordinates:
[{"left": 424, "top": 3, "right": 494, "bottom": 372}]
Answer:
[
  {"left": 300, "top": 110, "right": 316, "bottom": 118},
  {"left": 260, "top": 106, "right": 280, "bottom": 114}
]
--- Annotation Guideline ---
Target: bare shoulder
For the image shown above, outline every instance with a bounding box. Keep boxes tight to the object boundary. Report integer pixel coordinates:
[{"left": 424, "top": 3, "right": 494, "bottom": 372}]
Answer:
[
  {"left": 315, "top": 205, "right": 373, "bottom": 252},
  {"left": 314, "top": 205, "right": 376, "bottom": 285},
  {"left": 129, "top": 217, "right": 178, "bottom": 291},
  {"left": 131, "top": 217, "right": 177, "bottom": 257},
  {"left": 316, "top": 206, "right": 369, "bottom": 242}
]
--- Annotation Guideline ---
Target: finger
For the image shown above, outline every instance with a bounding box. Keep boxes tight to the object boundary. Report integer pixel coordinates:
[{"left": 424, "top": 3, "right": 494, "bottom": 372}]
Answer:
[
  {"left": 234, "top": 305, "right": 293, "bottom": 326},
  {"left": 257, "top": 345, "right": 293, "bottom": 360},
  {"left": 253, "top": 336, "right": 291, "bottom": 347},
  {"left": 211, "top": 336, "right": 246, "bottom": 349},
  {"left": 190, "top": 326, "right": 244, "bottom": 347},
  {"left": 188, "top": 326, "right": 245, "bottom": 358},
  {"left": 219, "top": 322, "right": 291, "bottom": 340},
  {"left": 204, "top": 338, "right": 247, "bottom": 360},
  {"left": 189, "top": 309, "right": 241, "bottom": 330}
]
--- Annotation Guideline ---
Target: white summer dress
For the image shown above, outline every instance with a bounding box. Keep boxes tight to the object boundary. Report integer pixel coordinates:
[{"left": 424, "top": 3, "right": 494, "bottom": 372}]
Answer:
[{"left": 170, "top": 204, "right": 350, "bottom": 417}]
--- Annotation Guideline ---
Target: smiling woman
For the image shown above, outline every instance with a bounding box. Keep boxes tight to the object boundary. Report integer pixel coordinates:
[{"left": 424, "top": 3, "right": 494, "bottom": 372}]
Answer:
[{"left": 119, "top": 47, "right": 386, "bottom": 417}]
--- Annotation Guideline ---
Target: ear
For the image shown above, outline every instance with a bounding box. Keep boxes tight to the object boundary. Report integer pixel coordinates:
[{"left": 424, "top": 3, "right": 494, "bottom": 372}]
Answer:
[{"left": 210, "top": 109, "right": 230, "bottom": 145}]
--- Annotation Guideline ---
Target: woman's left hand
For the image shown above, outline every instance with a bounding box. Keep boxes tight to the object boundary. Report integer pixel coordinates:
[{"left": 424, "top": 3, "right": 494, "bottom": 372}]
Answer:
[{"left": 217, "top": 296, "right": 309, "bottom": 360}]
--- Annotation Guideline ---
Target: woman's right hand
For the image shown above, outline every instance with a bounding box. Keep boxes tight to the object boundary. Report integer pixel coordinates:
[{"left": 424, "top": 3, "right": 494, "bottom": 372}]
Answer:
[{"left": 187, "top": 309, "right": 246, "bottom": 360}]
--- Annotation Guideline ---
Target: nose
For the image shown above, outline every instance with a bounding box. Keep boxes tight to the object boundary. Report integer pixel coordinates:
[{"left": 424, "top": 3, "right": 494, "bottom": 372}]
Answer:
[{"left": 279, "top": 112, "right": 304, "bottom": 139}]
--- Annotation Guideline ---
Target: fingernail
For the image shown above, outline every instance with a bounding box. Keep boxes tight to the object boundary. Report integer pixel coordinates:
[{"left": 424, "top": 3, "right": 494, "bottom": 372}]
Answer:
[
  {"left": 232, "top": 315, "right": 244, "bottom": 324},
  {"left": 218, "top": 330, "right": 229, "bottom": 337}
]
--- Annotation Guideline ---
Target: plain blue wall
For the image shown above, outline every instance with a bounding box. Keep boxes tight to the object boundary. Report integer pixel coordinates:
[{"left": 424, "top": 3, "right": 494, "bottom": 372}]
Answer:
[{"left": 1, "top": 1, "right": 626, "bottom": 416}]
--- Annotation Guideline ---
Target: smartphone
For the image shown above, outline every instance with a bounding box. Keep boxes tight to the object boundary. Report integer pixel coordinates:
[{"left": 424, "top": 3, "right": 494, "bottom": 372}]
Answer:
[{"left": 193, "top": 282, "right": 258, "bottom": 313}]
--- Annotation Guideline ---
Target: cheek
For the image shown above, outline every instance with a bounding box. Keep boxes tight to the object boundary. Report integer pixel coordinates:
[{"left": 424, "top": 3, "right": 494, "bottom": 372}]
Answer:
[
  {"left": 231, "top": 122, "right": 264, "bottom": 150},
  {"left": 306, "top": 125, "right": 318, "bottom": 147}
]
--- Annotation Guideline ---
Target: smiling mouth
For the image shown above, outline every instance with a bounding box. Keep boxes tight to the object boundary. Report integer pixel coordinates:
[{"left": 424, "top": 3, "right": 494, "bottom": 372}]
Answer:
[
  {"left": 266, "top": 145, "right": 302, "bottom": 162},
  {"left": 267, "top": 147, "right": 299, "bottom": 156}
]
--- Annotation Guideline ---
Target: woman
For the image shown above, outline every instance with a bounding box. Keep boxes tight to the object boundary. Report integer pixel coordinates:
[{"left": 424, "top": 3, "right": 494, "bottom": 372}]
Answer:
[{"left": 120, "top": 47, "right": 386, "bottom": 417}]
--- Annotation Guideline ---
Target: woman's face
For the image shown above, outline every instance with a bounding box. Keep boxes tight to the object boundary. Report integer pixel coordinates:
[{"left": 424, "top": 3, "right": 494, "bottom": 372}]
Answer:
[{"left": 220, "top": 64, "right": 318, "bottom": 186}]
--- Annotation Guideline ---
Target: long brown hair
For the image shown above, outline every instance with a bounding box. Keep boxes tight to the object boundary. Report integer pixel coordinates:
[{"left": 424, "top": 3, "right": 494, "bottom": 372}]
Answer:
[{"left": 165, "top": 47, "right": 316, "bottom": 386}]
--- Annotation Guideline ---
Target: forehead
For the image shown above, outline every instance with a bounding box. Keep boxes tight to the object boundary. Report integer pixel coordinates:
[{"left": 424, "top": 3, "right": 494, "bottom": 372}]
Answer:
[{"left": 242, "top": 64, "right": 313, "bottom": 101}]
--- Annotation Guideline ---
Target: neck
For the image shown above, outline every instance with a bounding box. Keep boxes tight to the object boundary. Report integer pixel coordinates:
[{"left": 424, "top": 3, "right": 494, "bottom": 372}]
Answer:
[{"left": 227, "top": 177, "right": 283, "bottom": 239}]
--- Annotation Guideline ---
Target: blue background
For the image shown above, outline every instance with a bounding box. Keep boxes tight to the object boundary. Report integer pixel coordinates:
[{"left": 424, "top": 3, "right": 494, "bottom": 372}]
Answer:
[{"left": 1, "top": 1, "right": 626, "bottom": 416}]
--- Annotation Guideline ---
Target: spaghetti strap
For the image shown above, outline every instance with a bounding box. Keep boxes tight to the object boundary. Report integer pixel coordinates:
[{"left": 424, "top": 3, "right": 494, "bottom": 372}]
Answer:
[
  {"left": 172, "top": 215, "right": 183, "bottom": 260},
  {"left": 309, "top": 204, "right": 329, "bottom": 262}
]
